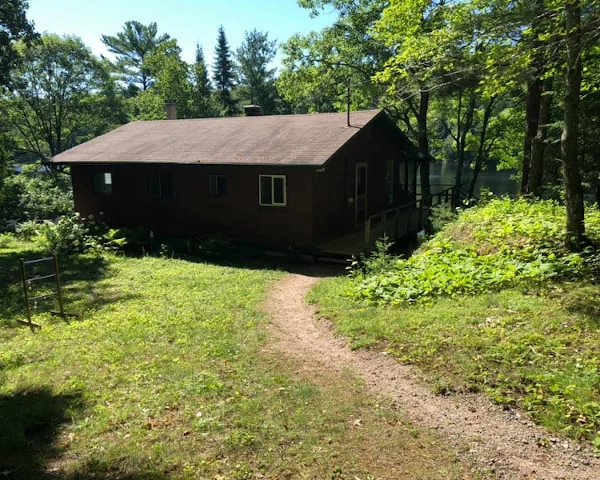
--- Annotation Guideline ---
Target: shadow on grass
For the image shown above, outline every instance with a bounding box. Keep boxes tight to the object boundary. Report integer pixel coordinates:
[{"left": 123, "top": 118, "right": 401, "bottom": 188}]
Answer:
[
  {"left": 0, "top": 386, "right": 168, "bottom": 479},
  {"left": 0, "top": 386, "right": 84, "bottom": 479},
  {"left": 0, "top": 252, "right": 123, "bottom": 332},
  {"left": 133, "top": 236, "right": 349, "bottom": 278},
  {"left": 62, "top": 461, "right": 169, "bottom": 480},
  {"left": 133, "top": 231, "right": 422, "bottom": 279},
  {"left": 563, "top": 285, "right": 600, "bottom": 327}
]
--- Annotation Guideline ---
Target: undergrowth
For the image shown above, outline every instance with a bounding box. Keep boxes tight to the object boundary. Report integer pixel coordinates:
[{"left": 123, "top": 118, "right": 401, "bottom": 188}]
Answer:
[
  {"left": 350, "top": 198, "right": 600, "bottom": 305},
  {"left": 310, "top": 198, "right": 600, "bottom": 447}
]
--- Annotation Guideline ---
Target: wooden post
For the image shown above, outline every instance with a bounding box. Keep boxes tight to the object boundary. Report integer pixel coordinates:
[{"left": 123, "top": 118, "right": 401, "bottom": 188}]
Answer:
[
  {"left": 365, "top": 218, "right": 370, "bottom": 248},
  {"left": 20, "top": 258, "right": 32, "bottom": 326},
  {"left": 53, "top": 254, "right": 65, "bottom": 316}
]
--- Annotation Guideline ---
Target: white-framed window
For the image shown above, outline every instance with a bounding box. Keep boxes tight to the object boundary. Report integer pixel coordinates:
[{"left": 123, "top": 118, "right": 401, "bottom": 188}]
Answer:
[
  {"left": 208, "top": 174, "right": 227, "bottom": 196},
  {"left": 259, "top": 175, "right": 286, "bottom": 206},
  {"left": 93, "top": 172, "right": 112, "bottom": 195},
  {"left": 149, "top": 173, "right": 173, "bottom": 198}
]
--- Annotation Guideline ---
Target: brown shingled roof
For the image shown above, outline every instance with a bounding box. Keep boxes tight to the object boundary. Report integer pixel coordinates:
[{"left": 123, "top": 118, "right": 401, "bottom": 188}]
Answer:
[{"left": 52, "top": 110, "right": 382, "bottom": 166}]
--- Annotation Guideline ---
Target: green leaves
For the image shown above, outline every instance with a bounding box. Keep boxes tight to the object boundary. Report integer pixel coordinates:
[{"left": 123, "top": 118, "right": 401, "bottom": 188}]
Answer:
[
  {"left": 101, "top": 21, "right": 171, "bottom": 91},
  {"left": 351, "top": 198, "right": 600, "bottom": 305},
  {"left": 236, "top": 30, "right": 278, "bottom": 113},
  {"left": 4, "top": 34, "right": 113, "bottom": 160}
]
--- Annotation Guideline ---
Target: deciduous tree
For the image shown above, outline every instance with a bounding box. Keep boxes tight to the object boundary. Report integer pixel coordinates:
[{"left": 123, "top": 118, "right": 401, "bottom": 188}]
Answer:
[
  {"left": 0, "top": 0, "right": 36, "bottom": 89},
  {"left": 3, "top": 34, "right": 111, "bottom": 161},
  {"left": 236, "top": 30, "right": 277, "bottom": 114},
  {"left": 142, "top": 39, "right": 192, "bottom": 118}
]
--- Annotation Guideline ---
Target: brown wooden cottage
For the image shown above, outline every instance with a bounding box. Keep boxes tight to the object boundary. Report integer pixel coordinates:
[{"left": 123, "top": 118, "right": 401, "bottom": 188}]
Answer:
[{"left": 51, "top": 109, "right": 423, "bottom": 255}]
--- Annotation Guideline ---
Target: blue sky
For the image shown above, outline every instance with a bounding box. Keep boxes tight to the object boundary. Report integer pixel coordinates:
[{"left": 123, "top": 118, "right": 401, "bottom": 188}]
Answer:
[{"left": 27, "top": 0, "right": 336, "bottom": 70}]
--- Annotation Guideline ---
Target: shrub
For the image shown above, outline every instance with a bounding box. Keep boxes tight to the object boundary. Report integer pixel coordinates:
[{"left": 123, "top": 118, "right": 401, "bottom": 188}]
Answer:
[
  {"left": 1, "top": 164, "right": 73, "bottom": 221},
  {"left": 39, "top": 213, "right": 126, "bottom": 254}
]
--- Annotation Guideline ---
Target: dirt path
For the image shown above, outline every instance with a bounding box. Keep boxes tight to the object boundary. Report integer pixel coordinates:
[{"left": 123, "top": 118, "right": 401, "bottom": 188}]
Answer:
[{"left": 265, "top": 269, "right": 600, "bottom": 480}]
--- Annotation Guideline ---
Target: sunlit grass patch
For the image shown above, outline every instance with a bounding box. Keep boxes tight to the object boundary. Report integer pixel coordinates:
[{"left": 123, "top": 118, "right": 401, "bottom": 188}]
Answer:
[
  {"left": 310, "top": 198, "right": 600, "bottom": 447},
  {"left": 1, "top": 239, "right": 474, "bottom": 479}
]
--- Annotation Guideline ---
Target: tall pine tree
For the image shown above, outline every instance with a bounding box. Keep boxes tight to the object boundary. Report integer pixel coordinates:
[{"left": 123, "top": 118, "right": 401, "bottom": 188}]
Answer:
[
  {"left": 212, "top": 26, "right": 236, "bottom": 116},
  {"left": 192, "top": 43, "right": 214, "bottom": 117}
]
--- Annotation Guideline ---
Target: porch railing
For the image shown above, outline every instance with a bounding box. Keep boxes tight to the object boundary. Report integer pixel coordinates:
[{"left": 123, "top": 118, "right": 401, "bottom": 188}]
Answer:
[{"left": 364, "top": 183, "right": 467, "bottom": 249}]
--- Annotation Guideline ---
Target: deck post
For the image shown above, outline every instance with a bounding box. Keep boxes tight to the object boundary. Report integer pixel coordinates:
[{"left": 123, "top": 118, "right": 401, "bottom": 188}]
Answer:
[{"left": 365, "top": 218, "right": 370, "bottom": 248}]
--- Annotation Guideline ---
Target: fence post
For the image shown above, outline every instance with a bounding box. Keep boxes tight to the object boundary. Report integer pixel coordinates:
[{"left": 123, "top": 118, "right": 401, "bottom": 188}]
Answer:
[
  {"left": 20, "top": 258, "right": 33, "bottom": 326},
  {"left": 53, "top": 254, "right": 65, "bottom": 317}
]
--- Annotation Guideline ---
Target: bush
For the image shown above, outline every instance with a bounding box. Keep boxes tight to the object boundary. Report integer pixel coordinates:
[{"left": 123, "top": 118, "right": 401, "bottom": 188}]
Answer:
[
  {"left": 429, "top": 203, "right": 457, "bottom": 233},
  {"left": 1, "top": 164, "right": 73, "bottom": 221},
  {"left": 39, "top": 213, "right": 126, "bottom": 254}
]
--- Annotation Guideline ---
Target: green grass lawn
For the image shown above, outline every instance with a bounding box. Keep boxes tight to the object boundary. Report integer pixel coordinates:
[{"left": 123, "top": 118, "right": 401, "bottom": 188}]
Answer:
[
  {"left": 0, "top": 236, "right": 471, "bottom": 480},
  {"left": 309, "top": 199, "right": 600, "bottom": 448}
]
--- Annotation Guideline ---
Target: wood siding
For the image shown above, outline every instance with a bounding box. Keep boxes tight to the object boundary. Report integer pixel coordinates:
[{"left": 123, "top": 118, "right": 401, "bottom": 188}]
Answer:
[
  {"left": 71, "top": 164, "right": 315, "bottom": 247},
  {"left": 69, "top": 114, "right": 418, "bottom": 249},
  {"left": 312, "top": 114, "right": 417, "bottom": 243}
]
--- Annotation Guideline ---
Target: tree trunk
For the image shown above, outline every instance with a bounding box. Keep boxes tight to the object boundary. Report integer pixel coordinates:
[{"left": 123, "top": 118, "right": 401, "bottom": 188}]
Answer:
[
  {"left": 469, "top": 96, "right": 497, "bottom": 199},
  {"left": 521, "top": 0, "right": 546, "bottom": 194},
  {"left": 455, "top": 90, "right": 476, "bottom": 207},
  {"left": 561, "top": 0, "right": 585, "bottom": 250},
  {"left": 418, "top": 85, "right": 431, "bottom": 209},
  {"left": 528, "top": 77, "right": 553, "bottom": 197},
  {"left": 521, "top": 79, "right": 543, "bottom": 194}
]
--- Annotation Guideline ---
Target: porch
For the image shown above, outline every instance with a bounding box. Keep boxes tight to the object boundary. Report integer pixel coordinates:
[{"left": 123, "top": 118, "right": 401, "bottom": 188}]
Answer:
[
  {"left": 315, "top": 202, "right": 426, "bottom": 257},
  {"left": 315, "top": 183, "right": 462, "bottom": 258}
]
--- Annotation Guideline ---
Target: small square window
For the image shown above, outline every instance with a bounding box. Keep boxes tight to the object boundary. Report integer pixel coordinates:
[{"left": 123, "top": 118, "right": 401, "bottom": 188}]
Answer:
[
  {"left": 259, "top": 175, "right": 286, "bottom": 206},
  {"left": 93, "top": 172, "right": 112, "bottom": 194},
  {"left": 209, "top": 174, "right": 227, "bottom": 196},
  {"left": 149, "top": 173, "right": 173, "bottom": 198}
]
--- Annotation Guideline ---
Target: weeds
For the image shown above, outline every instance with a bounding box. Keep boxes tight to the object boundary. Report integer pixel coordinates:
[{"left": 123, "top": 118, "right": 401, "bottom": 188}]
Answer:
[
  {"left": 349, "top": 198, "right": 600, "bottom": 305},
  {"left": 311, "top": 198, "right": 600, "bottom": 446}
]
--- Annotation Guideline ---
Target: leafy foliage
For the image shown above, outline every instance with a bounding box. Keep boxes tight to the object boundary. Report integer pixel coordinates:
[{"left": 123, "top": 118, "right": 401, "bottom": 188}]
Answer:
[
  {"left": 142, "top": 39, "right": 192, "bottom": 118},
  {"left": 101, "top": 21, "right": 171, "bottom": 91},
  {"left": 3, "top": 34, "right": 113, "bottom": 160},
  {"left": 278, "top": 0, "right": 387, "bottom": 113},
  {"left": 0, "top": 0, "right": 36, "bottom": 89},
  {"left": 236, "top": 30, "right": 277, "bottom": 114},
  {"left": 351, "top": 198, "right": 600, "bottom": 305},
  {"left": 15, "top": 212, "right": 127, "bottom": 254},
  {"left": 1, "top": 165, "right": 72, "bottom": 221},
  {"left": 311, "top": 199, "right": 600, "bottom": 445}
]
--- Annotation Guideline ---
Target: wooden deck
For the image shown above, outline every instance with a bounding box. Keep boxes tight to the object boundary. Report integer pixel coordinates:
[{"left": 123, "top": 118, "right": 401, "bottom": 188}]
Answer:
[
  {"left": 316, "top": 230, "right": 368, "bottom": 257},
  {"left": 315, "top": 206, "right": 428, "bottom": 257},
  {"left": 314, "top": 184, "right": 462, "bottom": 258}
]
